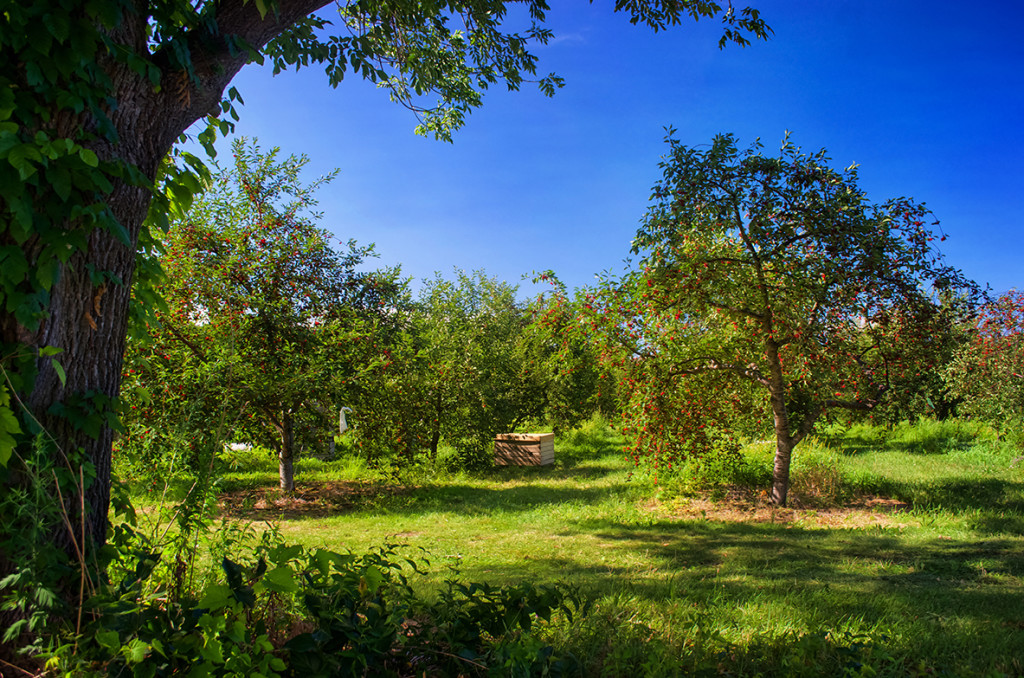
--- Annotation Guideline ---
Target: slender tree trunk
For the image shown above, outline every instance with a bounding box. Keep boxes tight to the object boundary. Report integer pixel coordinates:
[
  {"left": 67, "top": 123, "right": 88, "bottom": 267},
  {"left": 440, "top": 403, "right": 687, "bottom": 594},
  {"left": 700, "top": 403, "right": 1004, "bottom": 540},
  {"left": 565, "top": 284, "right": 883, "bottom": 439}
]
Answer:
[
  {"left": 765, "top": 340, "right": 795, "bottom": 507},
  {"left": 429, "top": 393, "right": 444, "bottom": 459},
  {"left": 279, "top": 410, "right": 295, "bottom": 493},
  {"left": 770, "top": 427, "right": 795, "bottom": 507},
  {"left": 429, "top": 428, "right": 441, "bottom": 459}
]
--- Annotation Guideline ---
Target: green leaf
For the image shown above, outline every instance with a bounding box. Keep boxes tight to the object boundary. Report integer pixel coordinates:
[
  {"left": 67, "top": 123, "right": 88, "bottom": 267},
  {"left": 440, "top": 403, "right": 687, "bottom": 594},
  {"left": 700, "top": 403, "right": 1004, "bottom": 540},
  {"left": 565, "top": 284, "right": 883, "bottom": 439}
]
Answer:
[
  {"left": 0, "top": 246, "right": 29, "bottom": 281},
  {"left": 78, "top": 147, "right": 99, "bottom": 167},
  {"left": 197, "top": 583, "right": 233, "bottom": 611},
  {"left": 42, "top": 11, "right": 71, "bottom": 41},
  {"left": 2, "top": 619, "right": 27, "bottom": 643},
  {"left": 360, "top": 564, "right": 384, "bottom": 593},
  {"left": 135, "top": 386, "right": 152, "bottom": 405},
  {"left": 51, "top": 359, "right": 66, "bottom": 387},
  {"left": 121, "top": 638, "right": 151, "bottom": 664},
  {"left": 7, "top": 144, "right": 41, "bottom": 179},
  {"left": 35, "top": 257, "right": 59, "bottom": 290},
  {"left": 95, "top": 629, "right": 120, "bottom": 651},
  {"left": 263, "top": 565, "right": 298, "bottom": 593},
  {"left": 269, "top": 543, "right": 303, "bottom": 564},
  {"left": 49, "top": 165, "right": 71, "bottom": 201},
  {"left": 0, "top": 387, "right": 20, "bottom": 467}
]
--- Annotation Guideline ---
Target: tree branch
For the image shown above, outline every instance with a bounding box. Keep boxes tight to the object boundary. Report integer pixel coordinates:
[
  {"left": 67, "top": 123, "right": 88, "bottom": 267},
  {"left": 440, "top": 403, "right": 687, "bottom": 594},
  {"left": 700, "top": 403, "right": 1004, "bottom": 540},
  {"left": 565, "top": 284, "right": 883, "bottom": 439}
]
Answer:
[
  {"left": 163, "top": 321, "right": 209, "bottom": 362},
  {"left": 149, "top": 0, "right": 335, "bottom": 151},
  {"left": 667, "top": 356, "right": 768, "bottom": 385},
  {"left": 791, "top": 403, "right": 823, "bottom": 447}
]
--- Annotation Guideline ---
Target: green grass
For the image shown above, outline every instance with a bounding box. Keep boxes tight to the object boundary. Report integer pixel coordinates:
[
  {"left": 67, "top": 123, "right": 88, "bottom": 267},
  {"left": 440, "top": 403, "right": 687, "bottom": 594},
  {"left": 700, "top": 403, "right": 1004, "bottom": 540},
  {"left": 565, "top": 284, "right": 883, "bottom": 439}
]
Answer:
[{"left": 131, "top": 418, "right": 1024, "bottom": 676}]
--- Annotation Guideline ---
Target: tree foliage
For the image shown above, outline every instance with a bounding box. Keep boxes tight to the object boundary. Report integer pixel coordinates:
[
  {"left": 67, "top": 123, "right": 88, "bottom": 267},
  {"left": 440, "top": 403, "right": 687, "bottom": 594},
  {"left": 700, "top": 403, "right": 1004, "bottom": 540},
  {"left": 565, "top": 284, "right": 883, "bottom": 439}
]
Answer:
[
  {"left": 121, "top": 139, "right": 396, "bottom": 491},
  {"left": 579, "top": 133, "right": 978, "bottom": 505},
  {"left": 0, "top": 0, "right": 770, "bottom": 547},
  {"left": 339, "top": 270, "right": 604, "bottom": 469},
  {"left": 945, "top": 290, "right": 1024, "bottom": 433}
]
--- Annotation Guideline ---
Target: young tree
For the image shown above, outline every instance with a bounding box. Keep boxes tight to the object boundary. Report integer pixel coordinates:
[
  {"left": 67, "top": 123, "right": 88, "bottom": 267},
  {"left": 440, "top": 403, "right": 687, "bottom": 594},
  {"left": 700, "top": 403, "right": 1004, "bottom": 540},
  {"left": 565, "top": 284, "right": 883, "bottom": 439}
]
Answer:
[
  {"left": 530, "top": 276, "right": 617, "bottom": 430},
  {"left": 584, "top": 133, "right": 978, "bottom": 505},
  {"left": 123, "top": 139, "right": 396, "bottom": 492},
  {"left": 345, "top": 270, "right": 604, "bottom": 469},
  {"left": 0, "top": 0, "right": 770, "bottom": 568}
]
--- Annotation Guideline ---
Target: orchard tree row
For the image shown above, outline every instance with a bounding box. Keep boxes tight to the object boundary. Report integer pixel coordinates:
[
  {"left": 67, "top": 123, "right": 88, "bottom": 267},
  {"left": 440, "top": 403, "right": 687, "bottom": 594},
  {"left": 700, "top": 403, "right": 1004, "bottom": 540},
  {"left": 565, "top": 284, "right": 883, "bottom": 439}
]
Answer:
[
  {"left": 122, "top": 134, "right": 1022, "bottom": 510},
  {"left": 117, "top": 139, "right": 605, "bottom": 491}
]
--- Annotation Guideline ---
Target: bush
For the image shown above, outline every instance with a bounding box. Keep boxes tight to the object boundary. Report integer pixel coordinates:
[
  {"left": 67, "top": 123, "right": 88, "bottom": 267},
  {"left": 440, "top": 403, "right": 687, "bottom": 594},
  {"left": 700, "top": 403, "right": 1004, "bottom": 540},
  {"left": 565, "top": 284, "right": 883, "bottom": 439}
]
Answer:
[{"left": 42, "top": 507, "right": 590, "bottom": 677}]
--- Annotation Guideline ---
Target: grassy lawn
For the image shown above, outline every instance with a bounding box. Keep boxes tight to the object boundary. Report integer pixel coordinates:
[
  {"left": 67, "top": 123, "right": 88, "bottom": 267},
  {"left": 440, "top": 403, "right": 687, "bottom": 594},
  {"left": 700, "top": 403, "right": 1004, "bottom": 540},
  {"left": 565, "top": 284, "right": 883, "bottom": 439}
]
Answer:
[{"left": 139, "top": 419, "right": 1024, "bottom": 676}]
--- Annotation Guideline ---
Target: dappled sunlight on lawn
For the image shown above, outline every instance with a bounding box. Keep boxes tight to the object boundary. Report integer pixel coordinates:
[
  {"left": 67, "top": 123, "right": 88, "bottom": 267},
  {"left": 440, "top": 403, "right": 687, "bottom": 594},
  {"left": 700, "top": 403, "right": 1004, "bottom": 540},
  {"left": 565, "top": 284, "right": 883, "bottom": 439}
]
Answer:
[{"left": 207, "top": 427, "right": 1024, "bottom": 674}]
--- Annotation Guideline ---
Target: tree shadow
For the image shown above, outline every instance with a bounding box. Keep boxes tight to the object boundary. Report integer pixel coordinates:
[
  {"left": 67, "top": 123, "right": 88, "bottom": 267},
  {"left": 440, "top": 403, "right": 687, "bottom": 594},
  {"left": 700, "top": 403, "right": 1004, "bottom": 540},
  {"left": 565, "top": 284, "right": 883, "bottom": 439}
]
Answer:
[
  {"left": 825, "top": 429, "right": 983, "bottom": 456},
  {"left": 249, "top": 479, "right": 635, "bottom": 522},
  {"left": 457, "top": 516, "right": 1024, "bottom": 670},
  {"left": 968, "top": 511, "right": 1024, "bottom": 536},
  {"left": 862, "top": 477, "right": 1024, "bottom": 516}
]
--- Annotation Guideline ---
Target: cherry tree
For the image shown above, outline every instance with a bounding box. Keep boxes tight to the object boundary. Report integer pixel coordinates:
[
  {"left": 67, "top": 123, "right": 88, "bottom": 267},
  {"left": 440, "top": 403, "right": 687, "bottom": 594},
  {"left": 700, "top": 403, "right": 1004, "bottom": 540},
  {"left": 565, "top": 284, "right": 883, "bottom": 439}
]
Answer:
[
  {"left": 945, "top": 290, "right": 1024, "bottom": 433},
  {"left": 583, "top": 133, "right": 978, "bottom": 505},
  {"left": 123, "top": 139, "right": 396, "bottom": 492}
]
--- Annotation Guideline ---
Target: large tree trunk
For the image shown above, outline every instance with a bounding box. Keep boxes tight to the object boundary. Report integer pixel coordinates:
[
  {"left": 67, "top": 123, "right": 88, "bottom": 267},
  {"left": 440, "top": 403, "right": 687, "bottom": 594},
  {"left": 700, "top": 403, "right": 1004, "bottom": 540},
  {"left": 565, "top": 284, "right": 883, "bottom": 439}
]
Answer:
[
  {"left": 25, "top": 176, "right": 154, "bottom": 561},
  {"left": 2, "top": 0, "right": 333, "bottom": 564}
]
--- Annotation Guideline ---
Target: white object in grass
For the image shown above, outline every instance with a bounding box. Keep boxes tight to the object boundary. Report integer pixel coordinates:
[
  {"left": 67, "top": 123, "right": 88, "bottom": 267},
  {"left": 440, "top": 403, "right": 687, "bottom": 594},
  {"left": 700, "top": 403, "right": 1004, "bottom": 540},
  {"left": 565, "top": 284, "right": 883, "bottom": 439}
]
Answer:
[{"left": 339, "top": 406, "right": 353, "bottom": 434}]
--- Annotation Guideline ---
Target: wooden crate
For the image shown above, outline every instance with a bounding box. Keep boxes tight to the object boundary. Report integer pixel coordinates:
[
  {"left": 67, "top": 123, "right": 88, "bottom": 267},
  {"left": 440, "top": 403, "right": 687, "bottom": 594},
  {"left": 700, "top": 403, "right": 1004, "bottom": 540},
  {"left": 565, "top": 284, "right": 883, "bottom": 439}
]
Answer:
[{"left": 494, "top": 433, "right": 554, "bottom": 466}]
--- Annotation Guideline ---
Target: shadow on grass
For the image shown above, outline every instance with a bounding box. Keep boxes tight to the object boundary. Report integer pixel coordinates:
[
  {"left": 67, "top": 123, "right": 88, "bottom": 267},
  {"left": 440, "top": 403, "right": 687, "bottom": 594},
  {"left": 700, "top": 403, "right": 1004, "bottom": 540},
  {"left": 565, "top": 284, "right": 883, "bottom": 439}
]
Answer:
[
  {"left": 824, "top": 428, "right": 984, "bottom": 456},
  {"left": 216, "top": 444, "right": 633, "bottom": 520},
  {"left": 456, "top": 516, "right": 1024, "bottom": 671},
  {"left": 218, "top": 465, "right": 1024, "bottom": 530},
  {"left": 222, "top": 476, "right": 638, "bottom": 521},
  {"left": 859, "top": 476, "right": 1024, "bottom": 517},
  {"left": 477, "top": 516, "right": 1023, "bottom": 584},
  {"left": 969, "top": 511, "right": 1024, "bottom": 536}
]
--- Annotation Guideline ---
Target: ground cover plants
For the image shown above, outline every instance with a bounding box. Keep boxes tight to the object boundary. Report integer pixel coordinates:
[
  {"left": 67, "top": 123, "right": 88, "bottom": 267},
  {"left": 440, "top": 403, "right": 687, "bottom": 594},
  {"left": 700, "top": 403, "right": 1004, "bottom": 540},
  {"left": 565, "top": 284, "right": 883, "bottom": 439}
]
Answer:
[{"left": 96, "top": 416, "right": 1024, "bottom": 677}]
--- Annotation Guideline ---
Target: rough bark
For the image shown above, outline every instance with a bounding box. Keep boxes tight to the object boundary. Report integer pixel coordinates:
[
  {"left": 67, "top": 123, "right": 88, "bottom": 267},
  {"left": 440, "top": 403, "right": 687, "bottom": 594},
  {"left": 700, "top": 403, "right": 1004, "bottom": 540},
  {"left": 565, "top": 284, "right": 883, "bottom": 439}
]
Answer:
[
  {"left": 769, "top": 427, "right": 794, "bottom": 507},
  {"left": 6, "top": 0, "right": 334, "bottom": 560}
]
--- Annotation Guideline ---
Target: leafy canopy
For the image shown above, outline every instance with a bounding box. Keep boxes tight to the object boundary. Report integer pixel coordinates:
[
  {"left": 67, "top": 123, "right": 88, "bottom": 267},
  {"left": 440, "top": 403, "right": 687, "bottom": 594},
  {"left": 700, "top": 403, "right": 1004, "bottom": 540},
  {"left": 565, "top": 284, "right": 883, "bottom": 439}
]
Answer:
[
  {"left": 577, "top": 133, "right": 978, "bottom": 503},
  {"left": 945, "top": 290, "right": 1024, "bottom": 432},
  {"left": 121, "top": 139, "right": 397, "bottom": 490}
]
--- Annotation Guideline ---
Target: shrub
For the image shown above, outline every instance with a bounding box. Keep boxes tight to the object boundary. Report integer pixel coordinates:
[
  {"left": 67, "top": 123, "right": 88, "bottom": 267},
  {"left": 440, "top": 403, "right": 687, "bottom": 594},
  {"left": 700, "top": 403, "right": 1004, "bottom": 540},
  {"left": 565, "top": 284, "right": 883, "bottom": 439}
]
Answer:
[{"left": 42, "top": 511, "right": 590, "bottom": 677}]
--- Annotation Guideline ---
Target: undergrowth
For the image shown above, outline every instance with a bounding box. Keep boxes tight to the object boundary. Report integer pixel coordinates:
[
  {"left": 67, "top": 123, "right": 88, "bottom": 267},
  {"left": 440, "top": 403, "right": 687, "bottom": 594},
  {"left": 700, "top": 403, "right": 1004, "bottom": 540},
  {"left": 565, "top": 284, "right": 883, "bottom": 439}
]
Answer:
[{"left": 30, "top": 498, "right": 591, "bottom": 678}]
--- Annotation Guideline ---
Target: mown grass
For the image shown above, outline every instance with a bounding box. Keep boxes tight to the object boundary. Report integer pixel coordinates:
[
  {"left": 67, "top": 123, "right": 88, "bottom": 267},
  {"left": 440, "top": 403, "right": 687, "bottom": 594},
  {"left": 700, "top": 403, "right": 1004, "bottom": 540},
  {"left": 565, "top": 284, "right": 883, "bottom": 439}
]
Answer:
[{"left": 132, "top": 417, "right": 1024, "bottom": 676}]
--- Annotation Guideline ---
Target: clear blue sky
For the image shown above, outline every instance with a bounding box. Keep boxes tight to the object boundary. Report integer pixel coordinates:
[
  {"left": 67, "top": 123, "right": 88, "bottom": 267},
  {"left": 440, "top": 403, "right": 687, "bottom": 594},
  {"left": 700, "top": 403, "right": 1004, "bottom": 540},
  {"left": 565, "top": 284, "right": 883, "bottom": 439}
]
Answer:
[{"left": 208, "top": 0, "right": 1023, "bottom": 298}]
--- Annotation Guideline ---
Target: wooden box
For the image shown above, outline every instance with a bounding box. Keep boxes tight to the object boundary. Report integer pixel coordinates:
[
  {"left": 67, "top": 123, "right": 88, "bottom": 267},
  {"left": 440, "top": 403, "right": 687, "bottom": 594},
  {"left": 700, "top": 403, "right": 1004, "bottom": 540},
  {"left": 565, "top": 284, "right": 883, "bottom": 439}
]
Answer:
[{"left": 494, "top": 433, "right": 555, "bottom": 466}]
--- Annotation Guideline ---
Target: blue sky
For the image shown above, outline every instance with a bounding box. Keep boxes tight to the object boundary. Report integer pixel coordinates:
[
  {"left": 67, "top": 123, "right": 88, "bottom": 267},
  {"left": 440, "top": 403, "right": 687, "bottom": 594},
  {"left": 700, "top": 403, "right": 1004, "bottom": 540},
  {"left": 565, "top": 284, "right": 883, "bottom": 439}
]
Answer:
[{"left": 209, "top": 0, "right": 1023, "bottom": 298}]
